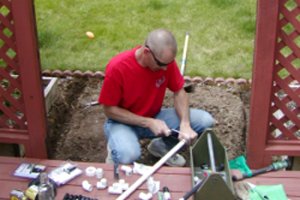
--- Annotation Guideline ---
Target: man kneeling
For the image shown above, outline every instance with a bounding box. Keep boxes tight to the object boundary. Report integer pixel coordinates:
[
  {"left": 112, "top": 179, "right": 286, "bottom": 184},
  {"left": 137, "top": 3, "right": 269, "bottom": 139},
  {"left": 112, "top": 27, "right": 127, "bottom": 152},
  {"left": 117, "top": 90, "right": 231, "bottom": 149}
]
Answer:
[{"left": 98, "top": 29, "right": 214, "bottom": 167}]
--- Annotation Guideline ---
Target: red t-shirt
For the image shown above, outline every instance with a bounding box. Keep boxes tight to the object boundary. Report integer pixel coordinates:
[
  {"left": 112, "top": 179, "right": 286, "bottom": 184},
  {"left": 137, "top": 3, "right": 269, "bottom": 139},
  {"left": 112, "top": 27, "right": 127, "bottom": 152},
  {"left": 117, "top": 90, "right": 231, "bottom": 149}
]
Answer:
[{"left": 98, "top": 47, "right": 184, "bottom": 117}]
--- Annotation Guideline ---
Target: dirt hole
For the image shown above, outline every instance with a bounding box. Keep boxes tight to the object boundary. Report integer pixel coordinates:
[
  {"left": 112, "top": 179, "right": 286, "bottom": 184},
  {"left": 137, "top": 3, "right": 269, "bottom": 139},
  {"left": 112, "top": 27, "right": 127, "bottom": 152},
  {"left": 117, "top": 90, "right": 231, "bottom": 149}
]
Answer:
[{"left": 47, "top": 77, "right": 251, "bottom": 166}]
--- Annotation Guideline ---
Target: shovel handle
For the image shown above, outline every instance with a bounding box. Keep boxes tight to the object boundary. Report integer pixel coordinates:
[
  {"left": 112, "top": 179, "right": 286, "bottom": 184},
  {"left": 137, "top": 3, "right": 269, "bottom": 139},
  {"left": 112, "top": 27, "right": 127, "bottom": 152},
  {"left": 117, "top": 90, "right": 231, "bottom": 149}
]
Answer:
[{"left": 180, "top": 32, "right": 190, "bottom": 75}]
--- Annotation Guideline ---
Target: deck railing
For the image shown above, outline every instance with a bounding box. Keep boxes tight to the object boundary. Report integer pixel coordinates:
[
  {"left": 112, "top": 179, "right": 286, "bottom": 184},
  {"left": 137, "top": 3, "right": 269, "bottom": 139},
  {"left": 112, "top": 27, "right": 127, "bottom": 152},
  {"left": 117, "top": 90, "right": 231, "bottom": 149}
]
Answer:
[
  {"left": 248, "top": 0, "right": 300, "bottom": 168},
  {"left": 0, "top": 0, "right": 47, "bottom": 158}
]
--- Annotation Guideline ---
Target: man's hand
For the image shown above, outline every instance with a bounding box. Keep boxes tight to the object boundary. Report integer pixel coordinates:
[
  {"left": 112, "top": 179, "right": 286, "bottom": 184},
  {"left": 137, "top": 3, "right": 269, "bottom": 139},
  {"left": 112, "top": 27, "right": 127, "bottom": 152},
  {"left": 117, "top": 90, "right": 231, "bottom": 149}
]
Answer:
[
  {"left": 178, "top": 126, "right": 197, "bottom": 144},
  {"left": 147, "top": 118, "right": 171, "bottom": 136}
]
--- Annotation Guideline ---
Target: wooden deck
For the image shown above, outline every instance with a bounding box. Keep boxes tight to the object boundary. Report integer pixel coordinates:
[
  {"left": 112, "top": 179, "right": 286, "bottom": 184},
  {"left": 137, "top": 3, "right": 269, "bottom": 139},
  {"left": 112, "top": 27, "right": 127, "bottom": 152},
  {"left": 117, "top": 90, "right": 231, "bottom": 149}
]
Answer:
[
  {"left": 1, "top": 156, "right": 300, "bottom": 199},
  {"left": 0, "top": 156, "right": 192, "bottom": 199}
]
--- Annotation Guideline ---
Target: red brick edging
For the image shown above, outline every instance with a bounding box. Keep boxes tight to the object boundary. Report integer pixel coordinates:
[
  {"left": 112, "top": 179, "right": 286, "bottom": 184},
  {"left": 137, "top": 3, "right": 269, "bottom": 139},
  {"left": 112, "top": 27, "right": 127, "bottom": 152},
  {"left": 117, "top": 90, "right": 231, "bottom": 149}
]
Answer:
[{"left": 42, "top": 69, "right": 251, "bottom": 87}]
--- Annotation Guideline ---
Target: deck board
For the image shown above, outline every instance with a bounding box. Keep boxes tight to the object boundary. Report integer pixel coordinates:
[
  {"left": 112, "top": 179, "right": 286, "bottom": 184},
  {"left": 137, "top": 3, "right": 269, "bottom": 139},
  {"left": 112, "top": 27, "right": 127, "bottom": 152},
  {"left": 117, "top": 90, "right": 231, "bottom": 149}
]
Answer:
[
  {"left": 0, "top": 156, "right": 192, "bottom": 199},
  {"left": 1, "top": 156, "right": 300, "bottom": 199}
]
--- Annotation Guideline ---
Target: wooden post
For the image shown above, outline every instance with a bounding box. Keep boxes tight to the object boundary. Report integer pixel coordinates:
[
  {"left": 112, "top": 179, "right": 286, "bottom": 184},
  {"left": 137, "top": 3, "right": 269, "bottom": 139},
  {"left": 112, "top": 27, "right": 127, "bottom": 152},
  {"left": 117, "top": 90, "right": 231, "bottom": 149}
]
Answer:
[
  {"left": 247, "top": 0, "right": 280, "bottom": 168},
  {"left": 10, "top": 0, "right": 47, "bottom": 158}
]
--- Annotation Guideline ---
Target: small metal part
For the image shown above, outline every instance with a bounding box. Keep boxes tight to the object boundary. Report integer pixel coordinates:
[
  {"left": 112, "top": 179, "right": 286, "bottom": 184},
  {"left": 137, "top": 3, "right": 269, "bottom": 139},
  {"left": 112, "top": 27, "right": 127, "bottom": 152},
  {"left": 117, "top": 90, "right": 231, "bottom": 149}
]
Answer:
[
  {"left": 85, "top": 101, "right": 99, "bottom": 107},
  {"left": 170, "top": 129, "right": 180, "bottom": 134},
  {"left": 83, "top": 101, "right": 100, "bottom": 110},
  {"left": 114, "top": 162, "right": 119, "bottom": 180},
  {"left": 64, "top": 165, "right": 77, "bottom": 174},
  {"left": 162, "top": 186, "right": 171, "bottom": 200},
  {"left": 170, "top": 129, "right": 180, "bottom": 138},
  {"left": 200, "top": 163, "right": 209, "bottom": 170}
]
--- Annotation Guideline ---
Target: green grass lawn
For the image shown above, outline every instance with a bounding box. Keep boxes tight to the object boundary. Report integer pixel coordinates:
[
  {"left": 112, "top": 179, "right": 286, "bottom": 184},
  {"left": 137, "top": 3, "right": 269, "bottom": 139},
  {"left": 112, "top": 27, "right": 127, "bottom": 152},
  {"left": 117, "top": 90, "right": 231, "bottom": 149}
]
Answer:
[{"left": 35, "top": 0, "right": 256, "bottom": 79}]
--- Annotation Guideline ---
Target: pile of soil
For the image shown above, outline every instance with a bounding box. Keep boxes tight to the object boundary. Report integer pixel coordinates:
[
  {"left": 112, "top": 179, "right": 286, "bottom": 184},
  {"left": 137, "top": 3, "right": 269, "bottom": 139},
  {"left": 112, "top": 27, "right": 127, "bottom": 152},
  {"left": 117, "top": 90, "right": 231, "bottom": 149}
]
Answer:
[{"left": 46, "top": 77, "right": 251, "bottom": 166}]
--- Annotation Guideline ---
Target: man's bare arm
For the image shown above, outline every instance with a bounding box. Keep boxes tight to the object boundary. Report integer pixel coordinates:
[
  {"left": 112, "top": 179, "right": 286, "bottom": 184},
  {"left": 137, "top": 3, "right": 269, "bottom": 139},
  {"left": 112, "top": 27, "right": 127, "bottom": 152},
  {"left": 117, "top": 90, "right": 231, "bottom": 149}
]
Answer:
[
  {"left": 103, "top": 105, "right": 170, "bottom": 136},
  {"left": 173, "top": 88, "right": 197, "bottom": 142}
]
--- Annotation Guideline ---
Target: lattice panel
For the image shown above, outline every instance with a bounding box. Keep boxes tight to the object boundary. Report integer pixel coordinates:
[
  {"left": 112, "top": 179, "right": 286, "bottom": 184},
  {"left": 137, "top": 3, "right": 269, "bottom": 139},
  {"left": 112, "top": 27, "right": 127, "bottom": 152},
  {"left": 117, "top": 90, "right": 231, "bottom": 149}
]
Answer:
[
  {"left": 270, "top": 0, "right": 300, "bottom": 141},
  {"left": 0, "top": 1, "right": 27, "bottom": 129}
]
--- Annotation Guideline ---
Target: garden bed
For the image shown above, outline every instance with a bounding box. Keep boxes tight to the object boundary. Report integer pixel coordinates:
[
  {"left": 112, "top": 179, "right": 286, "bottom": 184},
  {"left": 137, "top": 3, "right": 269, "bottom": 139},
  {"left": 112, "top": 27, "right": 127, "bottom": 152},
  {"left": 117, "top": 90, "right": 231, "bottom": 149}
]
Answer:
[{"left": 46, "top": 77, "right": 251, "bottom": 166}]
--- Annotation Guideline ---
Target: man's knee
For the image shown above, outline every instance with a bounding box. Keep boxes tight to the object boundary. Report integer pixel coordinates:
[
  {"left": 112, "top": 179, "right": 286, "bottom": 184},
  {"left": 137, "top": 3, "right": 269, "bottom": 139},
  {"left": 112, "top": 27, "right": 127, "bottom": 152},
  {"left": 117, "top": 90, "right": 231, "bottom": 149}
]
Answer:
[
  {"left": 118, "top": 148, "right": 141, "bottom": 164},
  {"left": 190, "top": 109, "right": 215, "bottom": 132},
  {"left": 203, "top": 112, "right": 215, "bottom": 127}
]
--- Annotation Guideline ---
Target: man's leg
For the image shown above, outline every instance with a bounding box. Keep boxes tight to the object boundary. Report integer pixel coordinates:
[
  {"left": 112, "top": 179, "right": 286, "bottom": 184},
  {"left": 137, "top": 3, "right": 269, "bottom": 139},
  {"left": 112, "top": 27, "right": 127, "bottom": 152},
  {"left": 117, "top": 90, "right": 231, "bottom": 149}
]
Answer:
[
  {"left": 104, "top": 119, "right": 141, "bottom": 164},
  {"left": 155, "top": 108, "right": 215, "bottom": 134},
  {"left": 147, "top": 108, "right": 215, "bottom": 166},
  {"left": 157, "top": 108, "right": 214, "bottom": 147}
]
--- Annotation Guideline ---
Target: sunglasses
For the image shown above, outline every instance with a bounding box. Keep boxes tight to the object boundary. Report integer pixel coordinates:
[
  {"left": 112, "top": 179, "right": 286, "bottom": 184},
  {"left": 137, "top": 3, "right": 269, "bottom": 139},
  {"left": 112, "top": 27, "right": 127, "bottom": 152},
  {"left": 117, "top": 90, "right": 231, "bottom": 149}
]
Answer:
[{"left": 145, "top": 45, "right": 173, "bottom": 67}]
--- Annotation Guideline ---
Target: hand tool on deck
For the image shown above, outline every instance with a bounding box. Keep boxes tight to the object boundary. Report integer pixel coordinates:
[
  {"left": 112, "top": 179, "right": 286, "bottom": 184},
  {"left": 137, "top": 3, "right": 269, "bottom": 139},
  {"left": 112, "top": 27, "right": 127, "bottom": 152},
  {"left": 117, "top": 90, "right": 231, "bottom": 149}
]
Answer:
[
  {"left": 116, "top": 134, "right": 187, "bottom": 200},
  {"left": 232, "top": 159, "right": 290, "bottom": 181},
  {"left": 179, "top": 176, "right": 208, "bottom": 200}
]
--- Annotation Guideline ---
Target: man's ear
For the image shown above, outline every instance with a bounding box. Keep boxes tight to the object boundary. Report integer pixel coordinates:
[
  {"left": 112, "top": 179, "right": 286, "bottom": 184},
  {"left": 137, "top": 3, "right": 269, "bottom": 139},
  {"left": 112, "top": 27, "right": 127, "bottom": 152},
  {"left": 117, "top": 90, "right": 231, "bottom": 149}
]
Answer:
[{"left": 143, "top": 46, "right": 150, "bottom": 54}]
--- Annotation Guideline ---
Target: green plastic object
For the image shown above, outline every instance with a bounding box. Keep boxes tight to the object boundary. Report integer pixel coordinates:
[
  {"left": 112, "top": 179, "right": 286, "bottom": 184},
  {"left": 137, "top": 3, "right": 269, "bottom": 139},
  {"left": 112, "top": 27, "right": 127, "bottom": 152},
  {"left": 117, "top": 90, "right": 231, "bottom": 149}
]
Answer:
[
  {"left": 249, "top": 184, "right": 288, "bottom": 200},
  {"left": 229, "top": 155, "right": 252, "bottom": 177}
]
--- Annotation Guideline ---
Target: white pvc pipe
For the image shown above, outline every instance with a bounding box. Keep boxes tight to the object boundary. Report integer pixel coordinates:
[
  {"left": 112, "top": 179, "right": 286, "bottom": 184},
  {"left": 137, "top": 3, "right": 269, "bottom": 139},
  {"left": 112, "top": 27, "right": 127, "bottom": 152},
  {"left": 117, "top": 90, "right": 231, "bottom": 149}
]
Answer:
[
  {"left": 180, "top": 32, "right": 190, "bottom": 75},
  {"left": 116, "top": 139, "right": 186, "bottom": 200}
]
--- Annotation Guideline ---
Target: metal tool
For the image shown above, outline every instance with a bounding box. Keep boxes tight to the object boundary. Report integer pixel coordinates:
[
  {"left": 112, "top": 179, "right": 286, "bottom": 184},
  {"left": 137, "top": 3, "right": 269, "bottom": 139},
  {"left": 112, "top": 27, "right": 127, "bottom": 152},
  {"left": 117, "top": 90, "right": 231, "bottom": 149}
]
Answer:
[
  {"left": 83, "top": 101, "right": 99, "bottom": 110},
  {"left": 179, "top": 176, "right": 208, "bottom": 200},
  {"left": 114, "top": 162, "right": 120, "bottom": 180},
  {"left": 116, "top": 139, "right": 187, "bottom": 200},
  {"left": 170, "top": 129, "right": 180, "bottom": 137},
  {"left": 85, "top": 101, "right": 99, "bottom": 107},
  {"left": 232, "top": 159, "right": 290, "bottom": 181}
]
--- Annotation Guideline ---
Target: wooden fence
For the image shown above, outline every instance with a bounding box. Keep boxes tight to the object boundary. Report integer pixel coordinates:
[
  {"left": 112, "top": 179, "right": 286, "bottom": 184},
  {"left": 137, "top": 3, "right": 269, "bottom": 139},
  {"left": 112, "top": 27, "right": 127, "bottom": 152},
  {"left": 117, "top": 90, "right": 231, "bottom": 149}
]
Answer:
[
  {"left": 247, "top": 0, "right": 300, "bottom": 168},
  {"left": 0, "top": 0, "right": 47, "bottom": 158}
]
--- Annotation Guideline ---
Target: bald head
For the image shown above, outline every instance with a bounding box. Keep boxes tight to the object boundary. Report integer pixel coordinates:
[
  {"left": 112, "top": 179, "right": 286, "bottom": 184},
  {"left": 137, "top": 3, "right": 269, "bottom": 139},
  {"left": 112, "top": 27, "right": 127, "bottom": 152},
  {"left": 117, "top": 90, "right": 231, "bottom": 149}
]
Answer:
[{"left": 145, "top": 29, "right": 177, "bottom": 60}]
